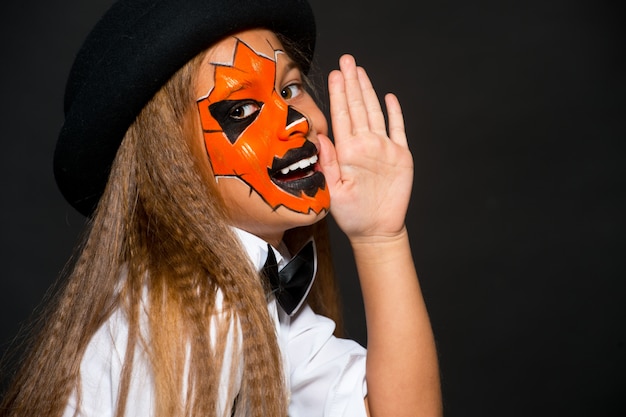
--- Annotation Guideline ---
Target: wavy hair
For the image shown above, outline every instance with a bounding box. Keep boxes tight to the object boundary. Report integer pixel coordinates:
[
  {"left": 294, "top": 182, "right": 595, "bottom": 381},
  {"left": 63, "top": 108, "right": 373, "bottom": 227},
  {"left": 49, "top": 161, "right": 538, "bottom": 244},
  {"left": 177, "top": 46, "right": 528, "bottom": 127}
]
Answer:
[{"left": 0, "top": 38, "right": 341, "bottom": 417}]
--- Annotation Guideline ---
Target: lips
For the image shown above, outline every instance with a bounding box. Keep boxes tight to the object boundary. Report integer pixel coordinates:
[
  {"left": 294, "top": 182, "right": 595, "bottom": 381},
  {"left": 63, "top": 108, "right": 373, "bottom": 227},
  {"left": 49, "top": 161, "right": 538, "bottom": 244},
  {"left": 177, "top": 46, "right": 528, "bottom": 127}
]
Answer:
[{"left": 268, "top": 141, "right": 326, "bottom": 197}]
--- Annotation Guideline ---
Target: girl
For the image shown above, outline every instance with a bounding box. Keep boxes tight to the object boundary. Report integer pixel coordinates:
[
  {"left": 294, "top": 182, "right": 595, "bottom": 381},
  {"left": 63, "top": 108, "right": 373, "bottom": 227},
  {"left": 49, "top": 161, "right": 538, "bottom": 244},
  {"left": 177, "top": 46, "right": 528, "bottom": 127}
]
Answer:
[{"left": 0, "top": 1, "right": 441, "bottom": 416}]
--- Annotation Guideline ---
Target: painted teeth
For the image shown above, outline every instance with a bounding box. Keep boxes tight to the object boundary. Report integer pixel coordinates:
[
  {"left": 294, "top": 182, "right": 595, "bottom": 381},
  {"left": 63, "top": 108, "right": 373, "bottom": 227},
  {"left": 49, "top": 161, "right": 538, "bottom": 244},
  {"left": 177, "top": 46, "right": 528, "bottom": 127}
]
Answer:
[{"left": 280, "top": 155, "right": 318, "bottom": 175}]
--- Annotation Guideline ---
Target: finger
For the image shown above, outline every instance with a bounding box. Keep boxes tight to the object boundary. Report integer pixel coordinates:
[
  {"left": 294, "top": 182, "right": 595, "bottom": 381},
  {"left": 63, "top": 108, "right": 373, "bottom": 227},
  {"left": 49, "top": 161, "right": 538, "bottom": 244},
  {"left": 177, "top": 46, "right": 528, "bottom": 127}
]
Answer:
[
  {"left": 328, "top": 69, "right": 353, "bottom": 142},
  {"left": 356, "top": 66, "right": 387, "bottom": 135},
  {"left": 384, "top": 93, "right": 408, "bottom": 148},
  {"left": 338, "top": 54, "right": 370, "bottom": 133}
]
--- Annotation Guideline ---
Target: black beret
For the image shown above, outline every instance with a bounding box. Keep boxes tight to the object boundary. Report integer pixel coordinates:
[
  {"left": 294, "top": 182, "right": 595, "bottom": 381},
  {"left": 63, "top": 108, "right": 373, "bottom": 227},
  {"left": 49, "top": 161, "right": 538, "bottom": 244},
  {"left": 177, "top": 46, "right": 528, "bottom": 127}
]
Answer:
[{"left": 54, "top": 0, "right": 316, "bottom": 217}]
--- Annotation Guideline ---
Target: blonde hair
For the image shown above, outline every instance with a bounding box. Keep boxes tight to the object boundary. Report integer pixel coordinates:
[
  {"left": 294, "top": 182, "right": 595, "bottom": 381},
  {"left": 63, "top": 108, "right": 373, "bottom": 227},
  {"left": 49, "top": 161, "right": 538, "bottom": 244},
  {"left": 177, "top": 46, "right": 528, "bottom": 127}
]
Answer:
[{"left": 1, "top": 45, "right": 341, "bottom": 417}]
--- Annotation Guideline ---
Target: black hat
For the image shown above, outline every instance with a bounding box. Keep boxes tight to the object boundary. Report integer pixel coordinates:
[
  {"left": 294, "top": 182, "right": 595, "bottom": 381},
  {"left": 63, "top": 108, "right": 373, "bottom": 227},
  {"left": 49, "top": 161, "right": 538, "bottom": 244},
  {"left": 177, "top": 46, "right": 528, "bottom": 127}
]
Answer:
[{"left": 54, "top": 0, "right": 316, "bottom": 217}]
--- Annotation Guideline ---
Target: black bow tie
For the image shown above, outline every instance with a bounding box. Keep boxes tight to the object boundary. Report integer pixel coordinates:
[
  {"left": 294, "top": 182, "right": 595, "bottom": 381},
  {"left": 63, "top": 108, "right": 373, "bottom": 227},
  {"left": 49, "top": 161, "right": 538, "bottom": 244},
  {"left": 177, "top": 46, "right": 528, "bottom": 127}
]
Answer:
[{"left": 262, "top": 240, "right": 316, "bottom": 316}]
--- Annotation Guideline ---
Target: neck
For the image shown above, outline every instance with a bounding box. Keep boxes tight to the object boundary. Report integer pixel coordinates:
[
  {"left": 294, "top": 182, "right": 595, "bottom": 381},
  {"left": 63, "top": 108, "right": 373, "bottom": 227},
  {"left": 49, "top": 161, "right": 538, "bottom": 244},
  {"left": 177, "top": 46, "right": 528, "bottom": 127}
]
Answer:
[{"left": 238, "top": 227, "right": 284, "bottom": 248}]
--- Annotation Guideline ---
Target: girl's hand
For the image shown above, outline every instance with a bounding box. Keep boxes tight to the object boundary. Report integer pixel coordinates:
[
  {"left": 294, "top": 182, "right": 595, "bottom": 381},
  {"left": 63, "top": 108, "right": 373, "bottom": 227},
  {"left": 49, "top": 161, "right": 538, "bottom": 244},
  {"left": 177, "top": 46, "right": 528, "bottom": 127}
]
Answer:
[{"left": 318, "top": 54, "right": 414, "bottom": 243}]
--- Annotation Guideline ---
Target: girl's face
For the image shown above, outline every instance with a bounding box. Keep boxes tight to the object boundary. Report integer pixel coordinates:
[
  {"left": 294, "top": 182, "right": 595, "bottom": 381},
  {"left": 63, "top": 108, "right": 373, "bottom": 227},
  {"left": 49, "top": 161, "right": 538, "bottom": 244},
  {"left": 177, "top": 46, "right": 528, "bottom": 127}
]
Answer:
[{"left": 194, "top": 29, "right": 330, "bottom": 244}]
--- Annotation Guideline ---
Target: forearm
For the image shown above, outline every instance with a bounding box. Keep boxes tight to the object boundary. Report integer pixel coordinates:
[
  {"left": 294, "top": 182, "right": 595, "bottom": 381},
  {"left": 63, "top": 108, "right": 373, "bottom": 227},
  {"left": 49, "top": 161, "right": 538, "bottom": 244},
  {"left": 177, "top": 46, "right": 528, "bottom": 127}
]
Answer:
[
  {"left": 320, "top": 53, "right": 440, "bottom": 415},
  {"left": 352, "top": 228, "right": 442, "bottom": 417}
]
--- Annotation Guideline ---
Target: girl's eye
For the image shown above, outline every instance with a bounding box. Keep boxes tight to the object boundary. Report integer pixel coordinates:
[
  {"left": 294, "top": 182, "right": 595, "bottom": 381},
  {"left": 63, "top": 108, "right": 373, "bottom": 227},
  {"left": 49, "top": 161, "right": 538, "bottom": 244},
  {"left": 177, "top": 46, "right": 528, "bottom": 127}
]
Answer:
[
  {"left": 230, "top": 101, "right": 261, "bottom": 120},
  {"left": 280, "top": 83, "right": 303, "bottom": 100}
]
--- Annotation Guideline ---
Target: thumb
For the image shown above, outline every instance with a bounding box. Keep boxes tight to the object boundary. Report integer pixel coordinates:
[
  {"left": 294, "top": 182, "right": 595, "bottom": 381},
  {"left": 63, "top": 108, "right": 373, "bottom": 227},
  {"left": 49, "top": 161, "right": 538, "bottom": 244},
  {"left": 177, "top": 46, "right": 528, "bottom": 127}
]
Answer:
[{"left": 317, "top": 133, "right": 341, "bottom": 191}]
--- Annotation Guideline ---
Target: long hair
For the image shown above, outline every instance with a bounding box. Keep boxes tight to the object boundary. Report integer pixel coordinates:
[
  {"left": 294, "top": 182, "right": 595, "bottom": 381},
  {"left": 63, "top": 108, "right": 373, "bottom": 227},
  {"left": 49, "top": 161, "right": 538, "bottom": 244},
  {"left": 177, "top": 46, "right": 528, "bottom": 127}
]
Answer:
[
  {"left": 0, "top": 42, "right": 341, "bottom": 417},
  {"left": 0, "top": 38, "right": 340, "bottom": 417}
]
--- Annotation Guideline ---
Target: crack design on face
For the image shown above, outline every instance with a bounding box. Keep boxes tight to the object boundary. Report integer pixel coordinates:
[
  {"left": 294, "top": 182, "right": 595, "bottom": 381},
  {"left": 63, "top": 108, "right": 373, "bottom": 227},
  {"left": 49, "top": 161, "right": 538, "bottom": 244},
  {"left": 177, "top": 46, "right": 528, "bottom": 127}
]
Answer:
[{"left": 196, "top": 38, "right": 330, "bottom": 214}]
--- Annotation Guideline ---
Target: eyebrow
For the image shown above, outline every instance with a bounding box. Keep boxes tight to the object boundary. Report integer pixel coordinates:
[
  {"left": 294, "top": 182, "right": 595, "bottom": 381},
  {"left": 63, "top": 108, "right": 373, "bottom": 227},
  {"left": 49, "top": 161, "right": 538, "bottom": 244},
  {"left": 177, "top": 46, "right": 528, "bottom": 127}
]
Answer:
[
  {"left": 217, "top": 79, "right": 252, "bottom": 99},
  {"left": 275, "top": 60, "right": 301, "bottom": 88},
  {"left": 275, "top": 50, "right": 298, "bottom": 73},
  {"left": 282, "top": 60, "right": 298, "bottom": 73},
  {"left": 196, "top": 65, "right": 254, "bottom": 102}
]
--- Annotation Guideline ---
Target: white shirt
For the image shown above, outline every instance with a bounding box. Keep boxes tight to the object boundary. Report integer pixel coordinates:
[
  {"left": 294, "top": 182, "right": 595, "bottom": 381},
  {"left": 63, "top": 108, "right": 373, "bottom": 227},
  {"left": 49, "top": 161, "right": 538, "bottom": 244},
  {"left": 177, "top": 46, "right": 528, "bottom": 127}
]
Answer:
[{"left": 63, "top": 228, "right": 368, "bottom": 417}]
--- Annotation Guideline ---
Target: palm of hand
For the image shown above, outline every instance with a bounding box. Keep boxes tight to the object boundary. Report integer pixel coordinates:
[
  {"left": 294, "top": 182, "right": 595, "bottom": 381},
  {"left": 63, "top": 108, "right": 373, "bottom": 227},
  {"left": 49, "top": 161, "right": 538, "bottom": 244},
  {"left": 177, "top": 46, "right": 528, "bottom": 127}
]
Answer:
[{"left": 318, "top": 54, "right": 414, "bottom": 242}]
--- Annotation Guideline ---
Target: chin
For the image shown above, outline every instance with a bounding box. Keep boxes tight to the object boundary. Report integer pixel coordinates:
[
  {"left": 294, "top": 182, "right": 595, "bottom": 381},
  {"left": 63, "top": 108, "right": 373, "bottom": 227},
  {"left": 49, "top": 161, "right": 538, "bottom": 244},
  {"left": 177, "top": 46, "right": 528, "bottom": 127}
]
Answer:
[
  {"left": 258, "top": 204, "right": 329, "bottom": 236},
  {"left": 217, "top": 176, "right": 329, "bottom": 241}
]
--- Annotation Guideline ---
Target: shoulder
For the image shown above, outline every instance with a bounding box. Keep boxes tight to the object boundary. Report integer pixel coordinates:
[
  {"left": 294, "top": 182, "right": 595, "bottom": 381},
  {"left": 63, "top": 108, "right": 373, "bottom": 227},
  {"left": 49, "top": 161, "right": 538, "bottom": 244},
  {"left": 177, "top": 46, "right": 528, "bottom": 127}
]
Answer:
[
  {"left": 64, "top": 307, "right": 155, "bottom": 417},
  {"left": 280, "top": 304, "right": 368, "bottom": 417}
]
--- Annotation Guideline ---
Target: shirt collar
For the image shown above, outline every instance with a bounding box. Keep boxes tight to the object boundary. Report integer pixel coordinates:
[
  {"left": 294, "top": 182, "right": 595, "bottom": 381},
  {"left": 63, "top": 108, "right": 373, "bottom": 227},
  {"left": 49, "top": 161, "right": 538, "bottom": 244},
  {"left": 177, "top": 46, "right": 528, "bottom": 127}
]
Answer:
[{"left": 231, "top": 227, "right": 291, "bottom": 272}]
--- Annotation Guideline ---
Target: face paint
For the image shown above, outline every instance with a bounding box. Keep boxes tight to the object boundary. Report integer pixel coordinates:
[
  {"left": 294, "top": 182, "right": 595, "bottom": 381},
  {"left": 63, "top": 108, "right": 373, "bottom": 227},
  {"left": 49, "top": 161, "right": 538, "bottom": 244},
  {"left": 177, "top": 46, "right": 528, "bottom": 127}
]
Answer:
[{"left": 197, "top": 39, "right": 330, "bottom": 214}]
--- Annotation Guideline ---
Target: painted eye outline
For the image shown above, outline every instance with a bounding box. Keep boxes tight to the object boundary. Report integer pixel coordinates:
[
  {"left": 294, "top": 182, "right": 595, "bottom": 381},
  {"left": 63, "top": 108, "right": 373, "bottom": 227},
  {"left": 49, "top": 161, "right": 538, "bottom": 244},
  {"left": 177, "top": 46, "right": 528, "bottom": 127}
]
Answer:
[
  {"left": 280, "top": 83, "right": 304, "bottom": 101},
  {"left": 229, "top": 99, "right": 262, "bottom": 120}
]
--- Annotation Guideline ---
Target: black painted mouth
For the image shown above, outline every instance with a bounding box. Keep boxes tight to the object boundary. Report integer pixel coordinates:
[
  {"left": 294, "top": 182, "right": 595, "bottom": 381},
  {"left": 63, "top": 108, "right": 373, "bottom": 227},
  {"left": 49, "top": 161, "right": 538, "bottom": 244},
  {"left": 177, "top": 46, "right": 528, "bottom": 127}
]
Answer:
[{"left": 268, "top": 141, "right": 326, "bottom": 197}]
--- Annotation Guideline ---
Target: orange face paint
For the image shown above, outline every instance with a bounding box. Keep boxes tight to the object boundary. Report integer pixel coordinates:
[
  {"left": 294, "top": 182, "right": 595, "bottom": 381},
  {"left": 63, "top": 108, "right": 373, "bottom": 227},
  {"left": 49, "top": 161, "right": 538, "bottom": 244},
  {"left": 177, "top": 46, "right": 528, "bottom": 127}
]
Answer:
[{"left": 197, "top": 39, "right": 329, "bottom": 214}]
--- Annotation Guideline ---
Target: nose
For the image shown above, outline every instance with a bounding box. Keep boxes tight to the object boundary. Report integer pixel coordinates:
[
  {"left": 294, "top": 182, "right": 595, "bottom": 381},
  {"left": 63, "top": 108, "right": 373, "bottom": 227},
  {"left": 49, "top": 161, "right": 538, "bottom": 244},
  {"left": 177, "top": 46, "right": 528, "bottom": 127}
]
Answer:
[{"left": 279, "top": 106, "right": 309, "bottom": 140}]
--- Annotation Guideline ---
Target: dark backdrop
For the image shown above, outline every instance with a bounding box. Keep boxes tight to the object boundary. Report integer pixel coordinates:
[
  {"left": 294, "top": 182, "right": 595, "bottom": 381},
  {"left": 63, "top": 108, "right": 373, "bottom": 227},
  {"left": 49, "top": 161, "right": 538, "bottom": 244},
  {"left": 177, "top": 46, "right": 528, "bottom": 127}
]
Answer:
[{"left": 0, "top": 0, "right": 624, "bottom": 415}]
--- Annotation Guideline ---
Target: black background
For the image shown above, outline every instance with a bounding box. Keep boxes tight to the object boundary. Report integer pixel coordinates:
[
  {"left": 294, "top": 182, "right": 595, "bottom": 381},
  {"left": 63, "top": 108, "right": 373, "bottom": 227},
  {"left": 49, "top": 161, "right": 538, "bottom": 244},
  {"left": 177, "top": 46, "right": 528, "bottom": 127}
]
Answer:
[{"left": 0, "top": 0, "right": 624, "bottom": 415}]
